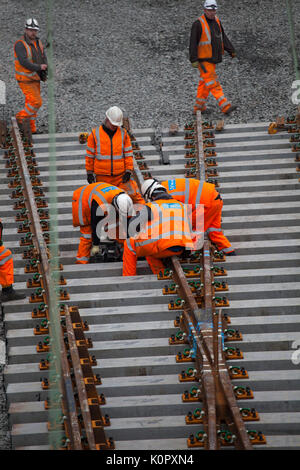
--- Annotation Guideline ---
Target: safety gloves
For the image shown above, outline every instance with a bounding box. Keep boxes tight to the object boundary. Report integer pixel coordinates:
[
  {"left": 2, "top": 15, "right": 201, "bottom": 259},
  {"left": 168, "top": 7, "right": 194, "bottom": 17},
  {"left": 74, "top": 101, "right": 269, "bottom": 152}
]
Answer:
[
  {"left": 122, "top": 170, "right": 132, "bottom": 183},
  {"left": 191, "top": 61, "right": 199, "bottom": 68},
  {"left": 87, "top": 172, "right": 95, "bottom": 184},
  {"left": 91, "top": 245, "right": 100, "bottom": 256}
]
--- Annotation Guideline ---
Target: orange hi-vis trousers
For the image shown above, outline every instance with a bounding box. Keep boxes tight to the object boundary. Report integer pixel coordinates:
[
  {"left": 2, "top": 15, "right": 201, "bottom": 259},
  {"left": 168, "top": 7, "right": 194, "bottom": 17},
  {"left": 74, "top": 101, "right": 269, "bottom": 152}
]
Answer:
[
  {"left": 95, "top": 174, "right": 145, "bottom": 205},
  {"left": 0, "top": 245, "right": 14, "bottom": 287},
  {"left": 16, "top": 81, "right": 42, "bottom": 133},
  {"left": 76, "top": 226, "right": 92, "bottom": 264},
  {"left": 201, "top": 196, "right": 232, "bottom": 253},
  {"left": 123, "top": 238, "right": 184, "bottom": 276},
  {"left": 195, "top": 61, "right": 231, "bottom": 114}
]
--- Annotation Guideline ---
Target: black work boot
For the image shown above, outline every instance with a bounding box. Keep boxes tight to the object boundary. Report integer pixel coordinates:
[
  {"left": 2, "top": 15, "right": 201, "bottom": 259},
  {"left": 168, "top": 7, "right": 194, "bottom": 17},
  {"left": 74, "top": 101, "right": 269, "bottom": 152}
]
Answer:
[{"left": 0, "top": 285, "right": 26, "bottom": 303}]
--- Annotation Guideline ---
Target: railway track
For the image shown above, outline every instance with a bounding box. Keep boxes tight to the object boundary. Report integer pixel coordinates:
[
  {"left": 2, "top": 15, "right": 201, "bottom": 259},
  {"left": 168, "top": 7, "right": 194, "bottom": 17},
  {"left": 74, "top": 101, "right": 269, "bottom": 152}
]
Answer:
[{"left": 1, "top": 112, "right": 300, "bottom": 450}]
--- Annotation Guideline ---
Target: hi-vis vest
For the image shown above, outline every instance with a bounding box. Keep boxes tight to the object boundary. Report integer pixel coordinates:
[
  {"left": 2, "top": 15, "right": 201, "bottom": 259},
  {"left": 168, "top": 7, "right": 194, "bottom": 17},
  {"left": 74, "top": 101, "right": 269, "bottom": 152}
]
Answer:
[
  {"left": 129, "top": 199, "right": 194, "bottom": 256},
  {"left": 14, "top": 37, "right": 43, "bottom": 82},
  {"left": 72, "top": 182, "right": 123, "bottom": 227},
  {"left": 161, "top": 178, "right": 217, "bottom": 209},
  {"left": 85, "top": 126, "right": 133, "bottom": 176},
  {"left": 197, "top": 14, "right": 224, "bottom": 60}
]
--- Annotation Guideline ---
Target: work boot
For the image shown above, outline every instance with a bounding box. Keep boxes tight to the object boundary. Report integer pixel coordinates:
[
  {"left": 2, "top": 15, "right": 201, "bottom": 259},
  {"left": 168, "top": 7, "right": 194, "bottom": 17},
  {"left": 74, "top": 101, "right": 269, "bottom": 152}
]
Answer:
[
  {"left": 224, "top": 105, "right": 237, "bottom": 115},
  {"left": 0, "top": 285, "right": 26, "bottom": 303},
  {"left": 225, "top": 250, "right": 236, "bottom": 256}
]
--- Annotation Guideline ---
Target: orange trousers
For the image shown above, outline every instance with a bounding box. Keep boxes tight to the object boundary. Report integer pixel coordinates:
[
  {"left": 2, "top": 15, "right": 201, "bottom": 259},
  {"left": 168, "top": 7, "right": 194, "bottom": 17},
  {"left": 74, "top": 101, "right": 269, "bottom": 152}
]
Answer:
[
  {"left": 195, "top": 62, "right": 231, "bottom": 114},
  {"left": 16, "top": 81, "right": 42, "bottom": 133},
  {"left": 123, "top": 238, "right": 183, "bottom": 276},
  {"left": 0, "top": 245, "right": 14, "bottom": 286},
  {"left": 95, "top": 174, "right": 145, "bottom": 205},
  {"left": 193, "top": 197, "right": 232, "bottom": 253},
  {"left": 76, "top": 226, "right": 92, "bottom": 264}
]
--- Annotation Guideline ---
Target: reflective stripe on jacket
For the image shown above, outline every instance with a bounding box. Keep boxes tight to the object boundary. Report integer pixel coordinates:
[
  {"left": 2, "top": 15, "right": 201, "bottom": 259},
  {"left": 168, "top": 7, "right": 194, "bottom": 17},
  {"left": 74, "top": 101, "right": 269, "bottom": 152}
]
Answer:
[
  {"left": 161, "top": 178, "right": 216, "bottom": 209},
  {"left": 131, "top": 199, "right": 194, "bottom": 256},
  {"left": 85, "top": 125, "right": 133, "bottom": 176},
  {"left": 14, "top": 37, "right": 43, "bottom": 82},
  {"left": 72, "top": 182, "right": 123, "bottom": 227},
  {"left": 197, "top": 14, "right": 223, "bottom": 60}
]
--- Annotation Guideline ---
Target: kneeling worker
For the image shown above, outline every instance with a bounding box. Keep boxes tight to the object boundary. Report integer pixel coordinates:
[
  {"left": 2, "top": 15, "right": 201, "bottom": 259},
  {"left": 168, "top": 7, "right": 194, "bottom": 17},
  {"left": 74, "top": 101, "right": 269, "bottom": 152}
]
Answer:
[
  {"left": 123, "top": 181, "right": 194, "bottom": 276},
  {"left": 72, "top": 182, "right": 135, "bottom": 264},
  {"left": 151, "top": 178, "right": 235, "bottom": 255},
  {"left": 0, "top": 219, "right": 26, "bottom": 302},
  {"left": 85, "top": 106, "right": 144, "bottom": 205}
]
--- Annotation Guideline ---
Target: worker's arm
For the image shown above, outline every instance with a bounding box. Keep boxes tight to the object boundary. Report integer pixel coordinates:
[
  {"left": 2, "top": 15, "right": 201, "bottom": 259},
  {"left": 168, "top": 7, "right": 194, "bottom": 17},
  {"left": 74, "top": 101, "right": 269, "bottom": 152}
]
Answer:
[
  {"left": 220, "top": 23, "right": 235, "bottom": 56},
  {"left": 14, "top": 41, "right": 42, "bottom": 72},
  {"left": 85, "top": 130, "right": 96, "bottom": 177},
  {"left": 189, "top": 20, "right": 202, "bottom": 64},
  {"left": 123, "top": 130, "right": 134, "bottom": 171}
]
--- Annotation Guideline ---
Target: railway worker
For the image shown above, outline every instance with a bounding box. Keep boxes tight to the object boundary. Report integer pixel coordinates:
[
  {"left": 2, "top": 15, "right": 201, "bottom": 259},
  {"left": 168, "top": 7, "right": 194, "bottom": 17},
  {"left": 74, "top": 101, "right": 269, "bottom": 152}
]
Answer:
[
  {"left": 14, "top": 18, "right": 48, "bottom": 134},
  {"left": 0, "top": 219, "right": 26, "bottom": 303},
  {"left": 72, "top": 182, "right": 135, "bottom": 264},
  {"left": 150, "top": 178, "right": 235, "bottom": 256},
  {"left": 189, "top": 0, "right": 237, "bottom": 115},
  {"left": 85, "top": 106, "right": 144, "bottom": 205},
  {"left": 123, "top": 182, "right": 195, "bottom": 276}
]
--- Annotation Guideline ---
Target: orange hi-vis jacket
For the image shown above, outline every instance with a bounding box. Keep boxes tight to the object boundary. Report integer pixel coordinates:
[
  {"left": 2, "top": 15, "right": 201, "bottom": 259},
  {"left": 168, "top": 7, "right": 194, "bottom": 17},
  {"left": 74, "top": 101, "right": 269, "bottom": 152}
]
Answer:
[
  {"left": 72, "top": 182, "right": 124, "bottom": 228},
  {"left": 14, "top": 37, "right": 44, "bottom": 82},
  {"left": 127, "top": 198, "right": 194, "bottom": 257},
  {"left": 161, "top": 178, "right": 216, "bottom": 209},
  {"left": 197, "top": 14, "right": 224, "bottom": 60},
  {"left": 0, "top": 244, "right": 14, "bottom": 287},
  {"left": 85, "top": 126, "right": 134, "bottom": 177}
]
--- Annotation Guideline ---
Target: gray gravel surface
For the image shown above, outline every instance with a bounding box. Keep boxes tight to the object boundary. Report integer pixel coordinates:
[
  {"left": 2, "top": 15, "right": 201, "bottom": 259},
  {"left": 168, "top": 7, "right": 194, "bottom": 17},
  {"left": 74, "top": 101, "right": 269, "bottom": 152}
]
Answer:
[
  {"left": 0, "top": 0, "right": 299, "bottom": 451},
  {"left": 1, "top": 0, "right": 300, "bottom": 133}
]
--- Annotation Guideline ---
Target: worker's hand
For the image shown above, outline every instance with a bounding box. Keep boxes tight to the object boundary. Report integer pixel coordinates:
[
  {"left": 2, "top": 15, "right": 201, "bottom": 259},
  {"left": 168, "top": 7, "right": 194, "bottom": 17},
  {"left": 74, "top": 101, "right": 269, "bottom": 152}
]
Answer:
[
  {"left": 122, "top": 171, "right": 132, "bottom": 183},
  {"left": 87, "top": 172, "right": 95, "bottom": 184},
  {"left": 40, "top": 64, "right": 48, "bottom": 70},
  {"left": 191, "top": 61, "right": 199, "bottom": 68},
  {"left": 230, "top": 52, "right": 236, "bottom": 59},
  {"left": 91, "top": 245, "right": 100, "bottom": 256}
]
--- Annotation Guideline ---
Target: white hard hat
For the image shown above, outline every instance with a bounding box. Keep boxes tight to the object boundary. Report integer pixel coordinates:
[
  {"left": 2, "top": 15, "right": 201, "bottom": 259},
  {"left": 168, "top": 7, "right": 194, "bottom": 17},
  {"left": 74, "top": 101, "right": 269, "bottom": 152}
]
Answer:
[
  {"left": 105, "top": 106, "right": 123, "bottom": 126},
  {"left": 114, "top": 193, "right": 134, "bottom": 216},
  {"left": 141, "top": 179, "right": 166, "bottom": 202},
  {"left": 25, "top": 18, "right": 40, "bottom": 30},
  {"left": 204, "top": 0, "right": 218, "bottom": 9}
]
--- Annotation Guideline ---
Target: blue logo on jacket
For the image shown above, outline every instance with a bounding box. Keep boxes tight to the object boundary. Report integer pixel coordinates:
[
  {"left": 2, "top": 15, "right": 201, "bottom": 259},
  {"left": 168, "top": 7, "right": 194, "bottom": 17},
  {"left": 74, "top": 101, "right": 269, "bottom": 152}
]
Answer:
[
  {"left": 101, "top": 186, "right": 116, "bottom": 193},
  {"left": 168, "top": 180, "right": 176, "bottom": 191}
]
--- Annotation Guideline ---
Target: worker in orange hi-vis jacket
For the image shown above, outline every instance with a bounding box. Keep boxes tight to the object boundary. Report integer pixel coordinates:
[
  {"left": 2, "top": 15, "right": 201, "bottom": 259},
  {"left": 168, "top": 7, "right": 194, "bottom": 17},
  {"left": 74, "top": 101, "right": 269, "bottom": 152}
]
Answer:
[
  {"left": 123, "top": 182, "right": 195, "bottom": 276},
  {"left": 158, "top": 178, "right": 235, "bottom": 256},
  {"left": 189, "top": 0, "right": 237, "bottom": 115},
  {"left": 72, "top": 182, "right": 135, "bottom": 264},
  {"left": 0, "top": 219, "right": 26, "bottom": 302},
  {"left": 85, "top": 106, "right": 144, "bottom": 205},
  {"left": 14, "top": 18, "right": 48, "bottom": 134}
]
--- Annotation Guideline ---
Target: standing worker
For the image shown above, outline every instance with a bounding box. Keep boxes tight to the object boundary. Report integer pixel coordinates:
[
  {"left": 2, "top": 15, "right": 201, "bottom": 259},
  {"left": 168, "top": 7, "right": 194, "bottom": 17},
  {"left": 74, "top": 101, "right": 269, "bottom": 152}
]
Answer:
[
  {"left": 14, "top": 18, "right": 48, "bottom": 134},
  {"left": 85, "top": 106, "right": 144, "bottom": 205},
  {"left": 123, "top": 182, "right": 194, "bottom": 276},
  {"left": 0, "top": 219, "right": 26, "bottom": 302},
  {"left": 189, "top": 0, "right": 237, "bottom": 115},
  {"left": 143, "top": 178, "right": 235, "bottom": 256},
  {"left": 72, "top": 182, "right": 135, "bottom": 264}
]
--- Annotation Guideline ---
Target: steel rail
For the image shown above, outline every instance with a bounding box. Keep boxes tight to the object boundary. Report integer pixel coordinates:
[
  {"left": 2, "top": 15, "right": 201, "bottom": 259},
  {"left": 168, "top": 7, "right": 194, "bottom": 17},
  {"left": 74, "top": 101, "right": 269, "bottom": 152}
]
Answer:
[{"left": 10, "top": 117, "right": 84, "bottom": 449}]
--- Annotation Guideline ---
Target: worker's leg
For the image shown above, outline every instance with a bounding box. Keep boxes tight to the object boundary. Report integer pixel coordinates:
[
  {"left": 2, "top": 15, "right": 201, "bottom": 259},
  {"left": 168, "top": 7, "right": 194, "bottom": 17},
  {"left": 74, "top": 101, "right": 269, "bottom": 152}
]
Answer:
[
  {"left": 122, "top": 238, "right": 138, "bottom": 276},
  {"left": 194, "top": 64, "right": 210, "bottom": 113},
  {"left": 146, "top": 248, "right": 184, "bottom": 274},
  {"left": 76, "top": 226, "right": 92, "bottom": 264},
  {"left": 204, "top": 196, "right": 233, "bottom": 253},
  {"left": 119, "top": 179, "right": 145, "bottom": 205},
  {"left": 201, "top": 62, "right": 232, "bottom": 114},
  {"left": 95, "top": 174, "right": 123, "bottom": 186},
  {"left": 0, "top": 245, "right": 26, "bottom": 302},
  {"left": 16, "top": 81, "right": 42, "bottom": 133}
]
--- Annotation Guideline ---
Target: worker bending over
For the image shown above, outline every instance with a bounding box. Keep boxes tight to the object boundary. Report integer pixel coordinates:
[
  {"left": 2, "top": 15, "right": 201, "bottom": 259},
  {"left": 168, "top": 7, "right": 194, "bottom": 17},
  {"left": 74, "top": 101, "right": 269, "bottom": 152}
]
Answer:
[
  {"left": 14, "top": 18, "right": 47, "bottom": 134},
  {"left": 154, "top": 178, "right": 235, "bottom": 255},
  {"left": 72, "top": 182, "right": 135, "bottom": 264},
  {"left": 0, "top": 219, "right": 26, "bottom": 302},
  {"left": 85, "top": 106, "right": 144, "bottom": 205},
  {"left": 123, "top": 182, "right": 194, "bottom": 276}
]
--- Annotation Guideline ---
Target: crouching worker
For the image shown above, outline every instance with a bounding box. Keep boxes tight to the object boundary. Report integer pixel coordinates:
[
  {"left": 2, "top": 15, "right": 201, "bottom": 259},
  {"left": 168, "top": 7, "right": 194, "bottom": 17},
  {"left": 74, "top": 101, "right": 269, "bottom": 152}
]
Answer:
[
  {"left": 123, "top": 180, "right": 195, "bottom": 276},
  {"left": 0, "top": 219, "right": 26, "bottom": 302},
  {"left": 72, "top": 182, "right": 135, "bottom": 264},
  {"left": 160, "top": 178, "right": 235, "bottom": 255}
]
